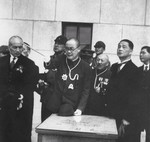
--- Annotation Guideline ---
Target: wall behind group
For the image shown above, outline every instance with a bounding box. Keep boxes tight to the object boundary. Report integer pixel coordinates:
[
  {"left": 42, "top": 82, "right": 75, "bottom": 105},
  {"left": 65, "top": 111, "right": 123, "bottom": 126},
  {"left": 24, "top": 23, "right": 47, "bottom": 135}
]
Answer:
[{"left": 0, "top": 0, "right": 150, "bottom": 71}]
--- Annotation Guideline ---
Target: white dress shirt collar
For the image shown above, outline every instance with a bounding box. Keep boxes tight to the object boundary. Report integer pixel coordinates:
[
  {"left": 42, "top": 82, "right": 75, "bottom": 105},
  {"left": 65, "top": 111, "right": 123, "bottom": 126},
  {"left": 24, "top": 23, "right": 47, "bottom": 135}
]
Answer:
[
  {"left": 144, "top": 64, "right": 149, "bottom": 71},
  {"left": 118, "top": 59, "right": 130, "bottom": 71},
  {"left": 10, "top": 55, "right": 18, "bottom": 63},
  {"left": 118, "top": 59, "right": 130, "bottom": 64}
]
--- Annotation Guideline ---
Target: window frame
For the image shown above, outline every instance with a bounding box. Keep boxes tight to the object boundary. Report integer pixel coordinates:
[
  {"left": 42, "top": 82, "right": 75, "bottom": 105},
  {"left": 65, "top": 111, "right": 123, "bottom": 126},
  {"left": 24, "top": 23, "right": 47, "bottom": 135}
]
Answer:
[{"left": 62, "top": 22, "right": 93, "bottom": 49}]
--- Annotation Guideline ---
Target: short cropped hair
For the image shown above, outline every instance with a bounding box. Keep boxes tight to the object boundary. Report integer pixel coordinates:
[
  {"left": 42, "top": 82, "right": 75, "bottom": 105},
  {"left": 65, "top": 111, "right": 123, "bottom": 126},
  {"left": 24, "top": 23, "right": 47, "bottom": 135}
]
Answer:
[
  {"left": 141, "top": 46, "right": 150, "bottom": 54},
  {"left": 119, "top": 39, "right": 134, "bottom": 50}
]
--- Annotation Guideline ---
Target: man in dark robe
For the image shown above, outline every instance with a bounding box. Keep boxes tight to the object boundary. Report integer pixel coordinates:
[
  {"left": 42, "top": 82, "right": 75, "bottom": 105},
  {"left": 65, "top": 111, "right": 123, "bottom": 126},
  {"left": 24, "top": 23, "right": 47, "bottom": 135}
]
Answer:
[{"left": 44, "top": 38, "right": 92, "bottom": 116}]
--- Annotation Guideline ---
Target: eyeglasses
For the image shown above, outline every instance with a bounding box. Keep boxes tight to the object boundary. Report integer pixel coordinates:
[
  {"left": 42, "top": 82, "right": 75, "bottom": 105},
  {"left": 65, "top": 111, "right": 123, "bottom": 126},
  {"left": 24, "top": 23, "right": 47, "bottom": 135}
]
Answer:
[{"left": 65, "top": 47, "right": 78, "bottom": 53}]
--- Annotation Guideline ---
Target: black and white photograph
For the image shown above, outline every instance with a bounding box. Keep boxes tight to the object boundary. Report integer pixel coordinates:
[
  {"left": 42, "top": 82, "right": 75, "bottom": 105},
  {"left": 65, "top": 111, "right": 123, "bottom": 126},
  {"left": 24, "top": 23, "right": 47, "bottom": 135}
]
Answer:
[{"left": 0, "top": 0, "right": 150, "bottom": 142}]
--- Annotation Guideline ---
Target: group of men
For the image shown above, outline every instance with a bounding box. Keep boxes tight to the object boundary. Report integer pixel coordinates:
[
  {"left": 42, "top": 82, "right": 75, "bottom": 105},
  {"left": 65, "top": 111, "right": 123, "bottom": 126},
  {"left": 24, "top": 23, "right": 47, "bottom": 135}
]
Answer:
[
  {"left": 0, "top": 35, "right": 150, "bottom": 142},
  {"left": 38, "top": 36, "right": 150, "bottom": 142}
]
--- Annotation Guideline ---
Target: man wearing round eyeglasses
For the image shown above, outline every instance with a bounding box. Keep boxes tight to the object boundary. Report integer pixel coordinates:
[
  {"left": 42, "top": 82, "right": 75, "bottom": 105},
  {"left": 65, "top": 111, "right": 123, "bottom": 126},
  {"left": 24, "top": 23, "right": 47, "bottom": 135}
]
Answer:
[
  {"left": 65, "top": 38, "right": 80, "bottom": 61},
  {"left": 44, "top": 38, "right": 92, "bottom": 116}
]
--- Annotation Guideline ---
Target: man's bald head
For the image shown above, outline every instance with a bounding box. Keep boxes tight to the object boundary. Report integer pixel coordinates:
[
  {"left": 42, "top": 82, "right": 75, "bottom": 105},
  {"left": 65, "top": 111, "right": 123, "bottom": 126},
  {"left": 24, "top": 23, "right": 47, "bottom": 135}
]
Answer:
[
  {"left": 66, "top": 38, "right": 80, "bottom": 49},
  {"left": 97, "top": 54, "right": 109, "bottom": 62},
  {"left": 8, "top": 36, "right": 24, "bottom": 57},
  {"left": 9, "top": 36, "right": 23, "bottom": 47},
  {"left": 96, "top": 54, "right": 110, "bottom": 70}
]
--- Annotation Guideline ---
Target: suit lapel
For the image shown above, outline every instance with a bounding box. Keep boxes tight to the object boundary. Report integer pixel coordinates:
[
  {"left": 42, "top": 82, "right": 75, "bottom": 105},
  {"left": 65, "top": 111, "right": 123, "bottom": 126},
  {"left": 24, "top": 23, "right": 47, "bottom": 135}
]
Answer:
[{"left": 119, "top": 60, "right": 132, "bottom": 72}]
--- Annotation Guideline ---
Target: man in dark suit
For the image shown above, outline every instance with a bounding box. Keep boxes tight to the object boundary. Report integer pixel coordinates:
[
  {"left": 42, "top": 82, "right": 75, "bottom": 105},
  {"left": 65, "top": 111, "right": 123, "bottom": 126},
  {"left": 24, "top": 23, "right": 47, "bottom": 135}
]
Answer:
[
  {"left": 0, "top": 36, "right": 39, "bottom": 142},
  {"left": 138, "top": 46, "right": 150, "bottom": 142},
  {"left": 106, "top": 39, "right": 141, "bottom": 142}
]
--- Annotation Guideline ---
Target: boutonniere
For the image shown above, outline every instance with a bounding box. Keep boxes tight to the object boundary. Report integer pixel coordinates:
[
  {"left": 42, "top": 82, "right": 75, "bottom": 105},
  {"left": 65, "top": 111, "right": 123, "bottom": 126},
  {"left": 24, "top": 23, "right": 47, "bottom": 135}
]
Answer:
[
  {"left": 16, "top": 65, "right": 23, "bottom": 73},
  {"left": 62, "top": 74, "right": 68, "bottom": 81}
]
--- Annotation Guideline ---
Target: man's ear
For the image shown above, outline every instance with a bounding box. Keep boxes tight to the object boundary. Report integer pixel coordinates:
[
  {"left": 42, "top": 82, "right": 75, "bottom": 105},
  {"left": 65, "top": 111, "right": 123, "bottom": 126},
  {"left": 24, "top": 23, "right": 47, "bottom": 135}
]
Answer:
[{"left": 129, "top": 50, "right": 133, "bottom": 55}]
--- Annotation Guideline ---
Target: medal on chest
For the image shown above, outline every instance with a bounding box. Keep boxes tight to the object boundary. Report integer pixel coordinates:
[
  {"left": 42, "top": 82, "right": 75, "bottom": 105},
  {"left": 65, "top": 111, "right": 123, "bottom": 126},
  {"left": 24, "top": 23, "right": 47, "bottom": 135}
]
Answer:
[
  {"left": 62, "top": 74, "right": 68, "bottom": 81},
  {"left": 94, "top": 69, "right": 108, "bottom": 94},
  {"left": 61, "top": 57, "right": 81, "bottom": 90}
]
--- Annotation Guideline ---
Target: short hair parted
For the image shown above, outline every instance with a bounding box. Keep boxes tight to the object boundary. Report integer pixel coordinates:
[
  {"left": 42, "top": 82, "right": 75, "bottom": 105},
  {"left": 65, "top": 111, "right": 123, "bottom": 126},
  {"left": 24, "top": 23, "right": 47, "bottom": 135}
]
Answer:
[
  {"left": 119, "top": 39, "right": 134, "bottom": 50},
  {"left": 141, "top": 46, "right": 150, "bottom": 53}
]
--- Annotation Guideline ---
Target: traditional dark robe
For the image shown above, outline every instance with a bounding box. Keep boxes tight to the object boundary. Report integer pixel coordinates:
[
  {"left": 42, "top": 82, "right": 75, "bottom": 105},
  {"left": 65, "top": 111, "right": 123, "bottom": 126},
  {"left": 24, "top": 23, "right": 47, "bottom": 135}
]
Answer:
[{"left": 45, "top": 54, "right": 92, "bottom": 115}]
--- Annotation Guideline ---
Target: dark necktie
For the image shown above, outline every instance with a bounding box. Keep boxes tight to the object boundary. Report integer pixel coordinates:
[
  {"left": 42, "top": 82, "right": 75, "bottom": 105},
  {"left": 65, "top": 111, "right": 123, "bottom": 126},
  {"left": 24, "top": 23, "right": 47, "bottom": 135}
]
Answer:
[
  {"left": 117, "top": 62, "right": 127, "bottom": 73},
  {"left": 10, "top": 57, "right": 16, "bottom": 69},
  {"left": 144, "top": 66, "right": 148, "bottom": 71}
]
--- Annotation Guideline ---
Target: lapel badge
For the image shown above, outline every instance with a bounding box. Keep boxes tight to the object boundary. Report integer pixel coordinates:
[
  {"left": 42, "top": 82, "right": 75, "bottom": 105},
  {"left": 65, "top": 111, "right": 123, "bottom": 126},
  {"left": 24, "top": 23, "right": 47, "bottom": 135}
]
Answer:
[{"left": 16, "top": 65, "right": 23, "bottom": 73}]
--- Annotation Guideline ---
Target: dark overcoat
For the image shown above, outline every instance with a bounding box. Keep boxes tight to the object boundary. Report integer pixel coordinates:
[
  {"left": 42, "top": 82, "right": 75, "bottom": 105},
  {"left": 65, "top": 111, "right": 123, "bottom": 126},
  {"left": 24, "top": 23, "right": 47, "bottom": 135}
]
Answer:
[
  {"left": 0, "top": 54, "right": 39, "bottom": 142},
  {"left": 137, "top": 66, "right": 150, "bottom": 142},
  {"left": 106, "top": 60, "right": 142, "bottom": 133}
]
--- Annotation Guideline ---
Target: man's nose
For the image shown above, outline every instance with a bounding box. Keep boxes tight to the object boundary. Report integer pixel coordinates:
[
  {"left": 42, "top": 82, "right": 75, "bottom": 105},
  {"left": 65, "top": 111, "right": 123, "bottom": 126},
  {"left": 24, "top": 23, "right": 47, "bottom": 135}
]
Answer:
[
  {"left": 140, "top": 54, "right": 143, "bottom": 57},
  {"left": 67, "top": 50, "right": 72, "bottom": 54},
  {"left": 55, "top": 43, "right": 59, "bottom": 47},
  {"left": 16, "top": 47, "right": 20, "bottom": 52},
  {"left": 99, "top": 60, "right": 102, "bottom": 63}
]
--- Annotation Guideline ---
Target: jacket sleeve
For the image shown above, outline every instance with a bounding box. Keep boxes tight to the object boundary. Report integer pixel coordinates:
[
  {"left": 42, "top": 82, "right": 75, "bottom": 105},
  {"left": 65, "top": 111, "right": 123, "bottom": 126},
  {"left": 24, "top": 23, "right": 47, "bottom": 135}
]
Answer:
[
  {"left": 22, "top": 62, "right": 39, "bottom": 93},
  {"left": 77, "top": 64, "right": 92, "bottom": 112},
  {"left": 44, "top": 54, "right": 62, "bottom": 70}
]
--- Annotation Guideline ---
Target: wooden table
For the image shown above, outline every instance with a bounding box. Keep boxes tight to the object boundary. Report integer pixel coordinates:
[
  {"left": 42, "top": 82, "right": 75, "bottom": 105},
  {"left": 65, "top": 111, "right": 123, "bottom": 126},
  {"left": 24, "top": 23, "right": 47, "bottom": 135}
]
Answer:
[{"left": 36, "top": 114, "right": 118, "bottom": 142}]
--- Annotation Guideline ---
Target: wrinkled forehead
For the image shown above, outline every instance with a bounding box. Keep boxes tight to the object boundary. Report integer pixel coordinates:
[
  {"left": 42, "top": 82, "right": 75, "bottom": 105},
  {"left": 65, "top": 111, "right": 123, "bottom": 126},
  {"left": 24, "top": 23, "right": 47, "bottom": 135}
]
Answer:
[
  {"left": 119, "top": 41, "right": 129, "bottom": 47},
  {"left": 9, "top": 37, "right": 23, "bottom": 47},
  {"left": 97, "top": 54, "right": 109, "bottom": 61}
]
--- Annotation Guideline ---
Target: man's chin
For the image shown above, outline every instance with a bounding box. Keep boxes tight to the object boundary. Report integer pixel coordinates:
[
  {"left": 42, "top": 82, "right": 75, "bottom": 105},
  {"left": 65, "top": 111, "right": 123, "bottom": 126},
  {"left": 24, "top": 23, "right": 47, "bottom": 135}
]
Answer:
[
  {"left": 66, "top": 55, "right": 73, "bottom": 60},
  {"left": 67, "top": 56, "right": 72, "bottom": 60},
  {"left": 14, "top": 54, "right": 21, "bottom": 57},
  {"left": 118, "top": 55, "right": 124, "bottom": 58}
]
